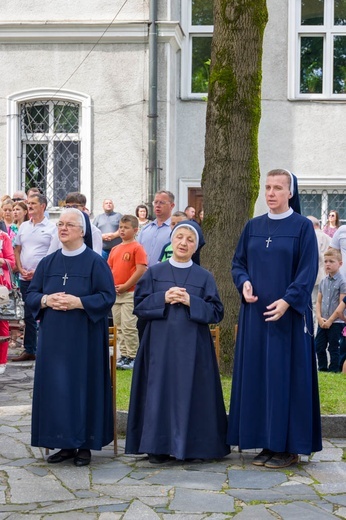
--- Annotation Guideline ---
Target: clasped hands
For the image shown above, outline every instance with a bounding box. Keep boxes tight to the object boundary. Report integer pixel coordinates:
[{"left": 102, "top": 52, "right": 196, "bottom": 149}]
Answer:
[
  {"left": 165, "top": 287, "right": 190, "bottom": 307},
  {"left": 46, "top": 292, "right": 82, "bottom": 311},
  {"left": 243, "top": 281, "right": 289, "bottom": 321},
  {"left": 319, "top": 318, "right": 332, "bottom": 329}
]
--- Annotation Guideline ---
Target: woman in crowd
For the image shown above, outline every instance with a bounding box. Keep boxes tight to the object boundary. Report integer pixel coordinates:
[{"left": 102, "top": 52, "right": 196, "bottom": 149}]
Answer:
[
  {"left": 228, "top": 169, "right": 322, "bottom": 468},
  {"left": 11, "top": 201, "right": 29, "bottom": 244},
  {"left": 26, "top": 208, "right": 116, "bottom": 466},
  {"left": 323, "top": 210, "right": 340, "bottom": 238},
  {"left": 197, "top": 208, "right": 204, "bottom": 225},
  {"left": 11, "top": 202, "right": 29, "bottom": 286},
  {"left": 135, "top": 204, "right": 151, "bottom": 232},
  {"left": 0, "top": 229, "right": 16, "bottom": 374},
  {"left": 1, "top": 198, "right": 14, "bottom": 236},
  {"left": 126, "top": 221, "right": 229, "bottom": 463}
]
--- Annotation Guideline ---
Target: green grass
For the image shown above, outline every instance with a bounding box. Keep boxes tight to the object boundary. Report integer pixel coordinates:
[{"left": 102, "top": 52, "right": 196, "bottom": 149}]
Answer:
[{"left": 116, "top": 370, "right": 346, "bottom": 415}]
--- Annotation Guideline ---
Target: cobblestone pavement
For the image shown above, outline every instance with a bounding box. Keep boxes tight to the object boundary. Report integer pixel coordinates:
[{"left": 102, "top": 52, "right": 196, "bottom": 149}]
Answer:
[{"left": 0, "top": 359, "right": 346, "bottom": 519}]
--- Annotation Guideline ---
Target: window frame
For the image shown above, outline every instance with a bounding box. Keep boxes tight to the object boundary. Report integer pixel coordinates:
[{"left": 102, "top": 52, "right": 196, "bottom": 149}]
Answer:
[
  {"left": 7, "top": 88, "right": 91, "bottom": 209},
  {"left": 288, "top": 0, "right": 346, "bottom": 100},
  {"left": 181, "top": 1, "right": 213, "bottom": 99}
]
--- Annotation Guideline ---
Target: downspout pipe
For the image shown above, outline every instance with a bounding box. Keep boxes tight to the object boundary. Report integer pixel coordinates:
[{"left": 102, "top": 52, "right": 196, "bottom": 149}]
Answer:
[{"left": 148, "top": 0, "right": 158, "bottom": 207}]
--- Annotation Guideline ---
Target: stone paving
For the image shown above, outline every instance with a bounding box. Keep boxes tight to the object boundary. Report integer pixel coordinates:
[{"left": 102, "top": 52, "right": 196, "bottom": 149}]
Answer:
[{"left": 0, "top": 360, "right": 346, "bottom": 519}]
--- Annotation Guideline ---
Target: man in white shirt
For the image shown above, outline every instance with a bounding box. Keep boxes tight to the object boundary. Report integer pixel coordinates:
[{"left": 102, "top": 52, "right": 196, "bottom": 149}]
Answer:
[{"left": 13, "top": 193, "right": 56, "bottom": 362}]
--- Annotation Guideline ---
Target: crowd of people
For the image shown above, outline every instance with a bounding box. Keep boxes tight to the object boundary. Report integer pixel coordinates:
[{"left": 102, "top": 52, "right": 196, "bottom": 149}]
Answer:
[{"left": 0, "top": 174, "right": 343, "bottom": 469}]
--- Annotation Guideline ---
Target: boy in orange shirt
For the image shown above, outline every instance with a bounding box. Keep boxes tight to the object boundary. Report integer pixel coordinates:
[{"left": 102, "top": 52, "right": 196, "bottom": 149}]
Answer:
[{"left": 108, "top": 215, "right": 147, "bottom": 369}]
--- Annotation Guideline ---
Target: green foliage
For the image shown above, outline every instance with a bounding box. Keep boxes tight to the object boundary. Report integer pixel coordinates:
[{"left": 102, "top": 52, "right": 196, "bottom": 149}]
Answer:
[
  {"left": 116, "top": 370, "right": 346, "bottom": 415},
  {"left": 317, "top": 371, "right": 346, "bottom": 414}
]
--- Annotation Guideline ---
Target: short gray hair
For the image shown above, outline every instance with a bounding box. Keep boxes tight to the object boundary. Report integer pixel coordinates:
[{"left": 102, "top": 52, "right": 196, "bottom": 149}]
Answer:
[{"left": 61, "top": 208, "right": 85, "bottom": 234}]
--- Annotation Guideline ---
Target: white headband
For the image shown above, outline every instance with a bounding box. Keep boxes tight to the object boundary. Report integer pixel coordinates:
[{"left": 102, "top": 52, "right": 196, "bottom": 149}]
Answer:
[
  {"left": 61, "top": 208, "right": 86, "bottom": 235},
  {"left": 171, "top": 223, "right": 199, "bottom": 251},
  {"left": 282, "top": 169, "right": 294, "bottom": 195}
]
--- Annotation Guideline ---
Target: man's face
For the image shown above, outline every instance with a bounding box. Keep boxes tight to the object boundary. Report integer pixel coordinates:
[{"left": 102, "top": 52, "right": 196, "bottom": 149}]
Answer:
[
  {"left": 12, "top": 192, "right": 26, "bottom": 202},
  {"left": 27, "top": 196, "right": 45, "bottom": 221},
  {"left": 65, "top": 202, "right": 85, "bottom": 211},
  {"left": 152, "top": 193, "right": 174, "bottom": 220},
  {"left": 170, "top": 216, "right": 187, "bottom": 230},
  {"left": 103, "top": 199, "right": 114, "bottom": 213},
  {"left": 185, "top": 207, "right": 196, "bottom": 219}
]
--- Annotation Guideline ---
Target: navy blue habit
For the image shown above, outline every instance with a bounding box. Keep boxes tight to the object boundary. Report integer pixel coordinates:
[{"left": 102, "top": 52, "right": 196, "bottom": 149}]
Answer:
[
  {"left": 125, "top": 261, "right": 230, "bottom": 460},
  {"left": 27, "top": 247, "right": 116, "bottom": 451},
  {"left": 227, "top": 211, "right": 322, "bottom": 455}
]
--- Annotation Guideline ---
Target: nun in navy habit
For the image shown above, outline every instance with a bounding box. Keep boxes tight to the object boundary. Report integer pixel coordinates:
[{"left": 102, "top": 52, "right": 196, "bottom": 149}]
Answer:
[
  {"left": 125, "top": 222, "right": 229, "bottom": 463},
  {"left": 228, "top": 169, "right": 322, "bottom": 469},
  {"left": 27, "top": 208, "right": 115, "bottom": 466}
]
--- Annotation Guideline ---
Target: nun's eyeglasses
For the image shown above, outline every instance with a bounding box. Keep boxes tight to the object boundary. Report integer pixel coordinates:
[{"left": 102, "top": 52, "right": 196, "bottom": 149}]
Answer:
[{"left": 56, "top": 222, "right": 82, "bottom": 229}]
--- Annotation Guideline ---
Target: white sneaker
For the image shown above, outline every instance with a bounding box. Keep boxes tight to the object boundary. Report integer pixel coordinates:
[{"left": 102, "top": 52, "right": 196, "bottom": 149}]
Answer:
[{"left": 0, "top": 364, "right": 6, "bottom": 374}]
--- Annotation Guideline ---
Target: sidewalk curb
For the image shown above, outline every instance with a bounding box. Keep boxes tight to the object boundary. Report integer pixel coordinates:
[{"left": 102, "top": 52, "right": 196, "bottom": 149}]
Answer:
[{"left": 116, "top": 411, "right": 346, "bottom": 438}]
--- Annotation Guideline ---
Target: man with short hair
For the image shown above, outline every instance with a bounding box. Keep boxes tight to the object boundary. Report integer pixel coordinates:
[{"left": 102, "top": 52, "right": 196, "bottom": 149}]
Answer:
[
  {"left": 12, "top": 190, "right": 26, "bottom": 202},
  {"left": 184, "top": 206, "right": 196, "bottom": 220},
  {"left": 138, "top": 190, "right": 175, "bottom": 266},
  {"left": 12, "top": 193, "right": 56, "bottom": 362},
  {"left": 93, "top": 199, "right": 122, "bottom": 260}
]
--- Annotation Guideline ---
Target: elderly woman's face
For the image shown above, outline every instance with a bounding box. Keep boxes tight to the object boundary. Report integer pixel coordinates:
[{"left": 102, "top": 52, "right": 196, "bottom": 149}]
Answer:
[
  {"left": 57, "top": 213, "right": 84, "bottom": 246},
  {"left": 172, "top": 228, "right": 197, "bottom": 262}
]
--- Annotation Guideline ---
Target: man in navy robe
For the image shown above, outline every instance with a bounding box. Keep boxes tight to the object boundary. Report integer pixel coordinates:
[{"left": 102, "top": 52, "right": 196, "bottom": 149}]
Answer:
[{"left": 228, "top": 169, "right": 322, "bottom": 468}]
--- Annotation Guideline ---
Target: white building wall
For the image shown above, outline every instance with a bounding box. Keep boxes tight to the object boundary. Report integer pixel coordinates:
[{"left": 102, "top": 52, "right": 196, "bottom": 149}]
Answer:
[
  {"left": 0, "top": 0, "right": 148, "bottom": 21},
  {"left": 0, "top": 0, "right": 344, "bottom": 217},
  {"left": 257, "top": 0, "right": 346, "bottom": 214}
]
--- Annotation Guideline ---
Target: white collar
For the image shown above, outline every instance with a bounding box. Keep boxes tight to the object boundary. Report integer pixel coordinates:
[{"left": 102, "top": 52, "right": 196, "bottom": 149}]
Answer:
[
  {"left": 169, "top": 258, "right": 193, "bottom": 269},
  {"left": 267, "top": 208, "right": 293, "bottom": 220},
  {"left": 62, "top": 244, "right": 87, "bottom": 257}
]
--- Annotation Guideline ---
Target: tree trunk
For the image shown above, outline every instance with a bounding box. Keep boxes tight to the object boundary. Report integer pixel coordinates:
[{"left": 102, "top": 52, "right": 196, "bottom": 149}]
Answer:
[{"left": 202, "top": 1, "right": 268, "bottom": 374}]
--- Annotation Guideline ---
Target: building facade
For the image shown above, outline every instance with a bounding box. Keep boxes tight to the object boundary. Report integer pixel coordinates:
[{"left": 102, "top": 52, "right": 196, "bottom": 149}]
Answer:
[{"left": 0, "top": 0, "right": 345, "bottom": 222}]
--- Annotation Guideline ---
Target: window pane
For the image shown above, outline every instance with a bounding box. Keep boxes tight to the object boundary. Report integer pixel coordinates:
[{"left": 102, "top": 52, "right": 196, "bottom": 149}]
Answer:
[
  {"left": 333, "top": 36, "right": 346, "bottom": 93},
  {"left": 191, "top": 37, "right": 212, "bottom": 93},
  {"left": 328, "top": 192, "right": 346, "bottom": 221},
  {"left": 300, "top": 192, "right": 322, "bottom": 217},
  {"left": 53, "top": 141, "right": 80, "bottom": 206},
  {"left": 300, "top": 36, "right": 323, "bottom": 93},
  {"left": 22, "top": 104, "right": 49, "bottom": 134},
  {"left": 23, "top": 143, "right": 48, "bottom": 193},
  {"left": 192, "top": 0, "right": 213, "bottom": 25},
  {"left": 301, "top": 0, "right": 324, "bottom": 25},
  {"left": 54, "top": 104, "right": 79, "bottom": 133},
  {"left": 20, "top": 100, "right": 81, "bottom": 207},
  {"left": 335, "top": 0, "right": 346, "bottom": 25}
]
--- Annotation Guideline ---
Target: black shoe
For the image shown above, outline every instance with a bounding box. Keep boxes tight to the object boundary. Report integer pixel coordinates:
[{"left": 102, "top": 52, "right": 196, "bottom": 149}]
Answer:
[
  {"left": 252, "top": 448, "right": 275, "bottom": 466},
  {"left": 47, "top": 449, "right": 77, "bottom": 463},
  {"left": 264, "top": 452, "right": 299, "bottom": 468},
  {"left": 148, "top": 453, "right": 172, "bottom": 464},
  {"left": 74, "top": 449, "right": 91, "bottom": 467}
]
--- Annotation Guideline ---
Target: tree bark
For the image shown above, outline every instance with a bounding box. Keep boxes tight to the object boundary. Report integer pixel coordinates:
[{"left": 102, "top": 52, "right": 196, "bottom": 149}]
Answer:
[{"left": 202, "top": 0, "right": 268, "bottom": 374}]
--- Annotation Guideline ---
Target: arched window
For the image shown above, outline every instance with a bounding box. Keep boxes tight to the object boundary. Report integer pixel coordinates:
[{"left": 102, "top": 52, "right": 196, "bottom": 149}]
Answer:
[{"left": 7, "top": 89, "right": 91, "bottom": 208}]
